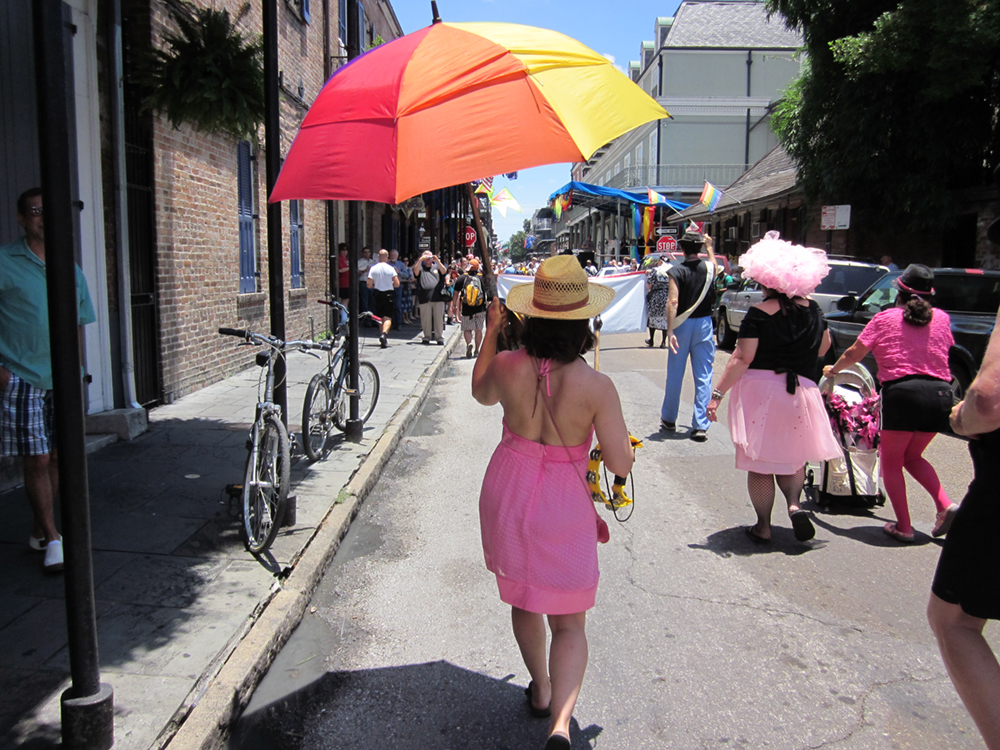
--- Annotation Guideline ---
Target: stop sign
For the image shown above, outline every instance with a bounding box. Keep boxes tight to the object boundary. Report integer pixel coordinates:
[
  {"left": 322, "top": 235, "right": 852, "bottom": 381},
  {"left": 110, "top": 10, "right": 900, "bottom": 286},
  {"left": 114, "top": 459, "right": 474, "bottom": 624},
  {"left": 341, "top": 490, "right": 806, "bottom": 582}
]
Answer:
[
  {"left": 464, "top": 226, "right": 477, "bottom": 248},
  {"left": 657, "top": 235, "right": 677, "bottom": 253}
]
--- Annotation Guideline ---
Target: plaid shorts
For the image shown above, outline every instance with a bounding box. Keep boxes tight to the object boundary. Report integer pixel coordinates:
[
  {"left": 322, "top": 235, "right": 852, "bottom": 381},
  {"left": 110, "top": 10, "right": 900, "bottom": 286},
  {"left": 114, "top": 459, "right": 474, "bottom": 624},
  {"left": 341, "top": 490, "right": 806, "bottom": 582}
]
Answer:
[
  {"left": 0, "top": 370, "right": 54, "bottom": 456},
  {"left": 461, "top": 311, "right": 486, "bottom": 333}
]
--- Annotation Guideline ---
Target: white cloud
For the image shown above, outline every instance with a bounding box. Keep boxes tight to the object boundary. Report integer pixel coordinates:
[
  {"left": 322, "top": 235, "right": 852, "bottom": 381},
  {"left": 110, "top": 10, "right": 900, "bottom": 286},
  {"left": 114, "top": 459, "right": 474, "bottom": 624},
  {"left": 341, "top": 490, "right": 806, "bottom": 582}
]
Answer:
[{"left": 601, "top": 53, "right": 624, "bottom": 73}]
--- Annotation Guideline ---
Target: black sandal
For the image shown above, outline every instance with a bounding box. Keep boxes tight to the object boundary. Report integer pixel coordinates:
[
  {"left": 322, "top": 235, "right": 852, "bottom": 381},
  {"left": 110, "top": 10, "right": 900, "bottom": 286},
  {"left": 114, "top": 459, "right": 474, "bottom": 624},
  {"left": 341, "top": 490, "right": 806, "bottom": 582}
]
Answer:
[
  {"left": 544, "top": 733, "right": 571, "bottom": 749},
  {"left": 745, "top": 526, "right": 770, "bottom": 545},
  {"left": 525, "top": 681, "right": 551, "bottom": 718},
  {"left": 790, "top": 510, "right": 815, "bottom": 542}
]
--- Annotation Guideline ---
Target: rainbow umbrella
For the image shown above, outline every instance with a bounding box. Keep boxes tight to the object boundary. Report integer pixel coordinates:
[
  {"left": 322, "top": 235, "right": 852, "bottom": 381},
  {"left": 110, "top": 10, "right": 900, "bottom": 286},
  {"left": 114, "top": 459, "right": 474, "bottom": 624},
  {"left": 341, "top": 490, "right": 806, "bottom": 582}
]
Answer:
[{"left": 270, "top": 21, "right": 668, "bottom": 205}]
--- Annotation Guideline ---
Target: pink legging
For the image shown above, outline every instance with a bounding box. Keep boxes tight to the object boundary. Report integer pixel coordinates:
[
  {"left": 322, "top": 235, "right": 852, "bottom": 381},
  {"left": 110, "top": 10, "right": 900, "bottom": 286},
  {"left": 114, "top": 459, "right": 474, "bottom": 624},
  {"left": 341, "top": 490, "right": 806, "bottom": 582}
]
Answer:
[{"left": 879, "top": 430, "right": 951, "bottom": 534}]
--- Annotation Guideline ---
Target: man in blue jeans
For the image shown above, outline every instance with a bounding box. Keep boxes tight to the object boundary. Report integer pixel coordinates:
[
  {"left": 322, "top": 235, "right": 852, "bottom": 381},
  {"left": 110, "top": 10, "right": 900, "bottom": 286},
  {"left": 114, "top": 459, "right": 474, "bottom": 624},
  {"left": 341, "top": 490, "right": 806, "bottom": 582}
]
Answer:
[{"left": 662, "top": 232, "right": 719, "bottom": 441}]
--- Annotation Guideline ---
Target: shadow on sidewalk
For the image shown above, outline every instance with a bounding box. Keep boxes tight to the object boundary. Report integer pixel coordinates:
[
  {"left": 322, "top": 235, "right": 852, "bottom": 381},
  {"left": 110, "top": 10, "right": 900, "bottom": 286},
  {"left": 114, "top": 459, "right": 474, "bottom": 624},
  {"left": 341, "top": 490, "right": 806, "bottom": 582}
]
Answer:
[
  {"left": 0, "top": 414, "right": 293, "bottom": 746},
  {"left": 229, "top": 660, "right": 601, "bottom": 750}
]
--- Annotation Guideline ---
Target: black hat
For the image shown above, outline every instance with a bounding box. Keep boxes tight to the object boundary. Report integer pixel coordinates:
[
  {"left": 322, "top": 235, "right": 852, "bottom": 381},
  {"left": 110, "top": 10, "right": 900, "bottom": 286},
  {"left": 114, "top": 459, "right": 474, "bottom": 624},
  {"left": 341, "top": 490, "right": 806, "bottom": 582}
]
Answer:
[
  {"left": 896, "top": 264, "right": 935, "bottom": 295},
  {"left": 678, "top": 230, "right": 703, "bottom": 254}
]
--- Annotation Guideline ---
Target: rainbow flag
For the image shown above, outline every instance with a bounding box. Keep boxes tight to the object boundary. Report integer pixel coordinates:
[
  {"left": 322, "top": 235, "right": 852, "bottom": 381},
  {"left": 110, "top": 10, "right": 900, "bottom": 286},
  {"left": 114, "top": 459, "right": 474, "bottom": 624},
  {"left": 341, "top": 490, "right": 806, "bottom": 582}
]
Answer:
[
  {"left": 642, "top": 206, "right": 655, "bottom": 244},
  {"left": 700, "top": 182, "right": 722, "bottom": 212},
  {"left": 647, "top": 188, "right": 663, "bottom": 205}
]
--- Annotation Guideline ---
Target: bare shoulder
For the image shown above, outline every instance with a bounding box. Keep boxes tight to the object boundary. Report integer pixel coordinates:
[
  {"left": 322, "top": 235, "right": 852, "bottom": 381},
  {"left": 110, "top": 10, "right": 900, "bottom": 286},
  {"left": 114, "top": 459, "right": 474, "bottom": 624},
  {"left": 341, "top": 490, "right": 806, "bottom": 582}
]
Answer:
[{"left": 753, "top": 298, "right": 780, "bottom": 315}]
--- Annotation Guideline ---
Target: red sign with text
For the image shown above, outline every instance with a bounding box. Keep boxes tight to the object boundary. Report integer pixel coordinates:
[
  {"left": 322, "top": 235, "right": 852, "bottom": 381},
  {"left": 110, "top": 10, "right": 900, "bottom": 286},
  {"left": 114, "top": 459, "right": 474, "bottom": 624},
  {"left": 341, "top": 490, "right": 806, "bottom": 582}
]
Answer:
[
  {"left": 464, "top": 226, "right": 477, "bottom": 247},
  {"left": 657, "top": 235, "right": 677, "bottom": 253}
]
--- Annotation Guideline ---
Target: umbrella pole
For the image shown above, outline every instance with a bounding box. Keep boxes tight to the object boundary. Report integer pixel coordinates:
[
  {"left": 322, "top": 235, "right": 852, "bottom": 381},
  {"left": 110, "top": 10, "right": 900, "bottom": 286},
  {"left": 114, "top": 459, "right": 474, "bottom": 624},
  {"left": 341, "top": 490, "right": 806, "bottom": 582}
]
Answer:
[{"left": 467, "top": 183, "right": 496, "bottom": 295}]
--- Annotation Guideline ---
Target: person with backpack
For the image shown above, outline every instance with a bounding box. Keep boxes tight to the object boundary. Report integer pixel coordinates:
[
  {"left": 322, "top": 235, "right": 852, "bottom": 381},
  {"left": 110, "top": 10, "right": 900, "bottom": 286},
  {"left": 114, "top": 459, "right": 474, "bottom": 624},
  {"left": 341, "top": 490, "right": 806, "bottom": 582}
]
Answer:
[{"left": 453, "top": 258, "right": 489, "bottom": 358}]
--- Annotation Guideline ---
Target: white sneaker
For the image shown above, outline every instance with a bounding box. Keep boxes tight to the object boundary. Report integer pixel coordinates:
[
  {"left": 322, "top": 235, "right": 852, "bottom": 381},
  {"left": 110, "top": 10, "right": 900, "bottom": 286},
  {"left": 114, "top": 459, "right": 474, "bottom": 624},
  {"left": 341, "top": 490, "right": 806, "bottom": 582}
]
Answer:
[
  {"left": 29, "top": 535, "right": 46, "bottom": 552},
  {"left": 44, "top": 540, "right": 64, "bottom": 572}
]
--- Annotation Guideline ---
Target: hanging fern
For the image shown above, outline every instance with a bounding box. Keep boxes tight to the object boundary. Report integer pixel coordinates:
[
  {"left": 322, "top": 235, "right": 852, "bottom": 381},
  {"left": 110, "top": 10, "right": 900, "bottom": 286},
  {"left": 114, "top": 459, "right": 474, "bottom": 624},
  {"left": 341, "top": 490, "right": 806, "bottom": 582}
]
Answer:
[{"left": 138, "top": 3, "right": 264, "bottom": 141}]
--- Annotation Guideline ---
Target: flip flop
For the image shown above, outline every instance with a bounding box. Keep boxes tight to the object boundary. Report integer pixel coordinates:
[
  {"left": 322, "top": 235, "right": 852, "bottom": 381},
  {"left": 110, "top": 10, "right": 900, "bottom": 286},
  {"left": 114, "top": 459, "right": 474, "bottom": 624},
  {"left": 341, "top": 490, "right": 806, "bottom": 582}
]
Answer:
[
  {"left": 525, "top": 681, "right": 551, "bottom": 718},
  {"left": 790, "top": 510, "right": 815, "bottom": 542},
  {"left": 745, "top": 526, "right": 770, "bottom": 545}
]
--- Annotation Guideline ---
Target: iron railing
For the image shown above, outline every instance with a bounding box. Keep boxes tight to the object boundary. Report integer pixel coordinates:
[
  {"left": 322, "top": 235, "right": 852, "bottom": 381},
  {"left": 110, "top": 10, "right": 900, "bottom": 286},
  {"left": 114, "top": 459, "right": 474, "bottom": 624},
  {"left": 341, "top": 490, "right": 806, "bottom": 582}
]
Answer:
[{"left": 602, "top": 164, "right": 746, "bottom": 192}]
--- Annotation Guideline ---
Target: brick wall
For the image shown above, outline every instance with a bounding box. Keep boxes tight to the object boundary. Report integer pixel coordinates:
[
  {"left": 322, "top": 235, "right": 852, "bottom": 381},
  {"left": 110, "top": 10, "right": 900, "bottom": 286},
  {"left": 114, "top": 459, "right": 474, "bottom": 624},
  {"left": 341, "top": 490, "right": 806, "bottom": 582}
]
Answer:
[{"left": 146, "top": 0, "right": 400, "bottom": 402}]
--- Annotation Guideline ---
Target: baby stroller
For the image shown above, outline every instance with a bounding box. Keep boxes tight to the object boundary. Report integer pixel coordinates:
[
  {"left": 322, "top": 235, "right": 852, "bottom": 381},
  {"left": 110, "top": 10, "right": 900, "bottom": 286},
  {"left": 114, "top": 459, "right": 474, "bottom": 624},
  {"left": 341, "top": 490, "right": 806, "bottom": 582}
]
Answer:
[{"left": 806, "top": 363, "right": 886, "bottom": 509}]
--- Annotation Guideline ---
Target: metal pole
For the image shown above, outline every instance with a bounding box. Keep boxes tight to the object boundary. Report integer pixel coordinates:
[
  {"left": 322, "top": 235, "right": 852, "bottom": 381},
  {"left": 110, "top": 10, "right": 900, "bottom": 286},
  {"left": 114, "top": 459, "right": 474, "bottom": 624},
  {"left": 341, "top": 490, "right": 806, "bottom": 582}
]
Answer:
[
  {"left": 263, "top": 0, "right": 286, "bottom": 423},
  {"left": 33, "top": 1, "right": 113, "bottom": 746},
  {"left": 344, "top": 0, "right": 363, "bottom": 442}
]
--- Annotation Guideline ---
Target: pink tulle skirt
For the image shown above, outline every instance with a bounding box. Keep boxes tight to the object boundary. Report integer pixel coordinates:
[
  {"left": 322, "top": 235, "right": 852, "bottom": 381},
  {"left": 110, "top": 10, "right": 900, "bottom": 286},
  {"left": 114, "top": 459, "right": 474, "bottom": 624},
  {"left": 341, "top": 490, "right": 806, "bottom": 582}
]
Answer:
[{"left": 727, "top": 369, "right": 842, "bottom": 475}]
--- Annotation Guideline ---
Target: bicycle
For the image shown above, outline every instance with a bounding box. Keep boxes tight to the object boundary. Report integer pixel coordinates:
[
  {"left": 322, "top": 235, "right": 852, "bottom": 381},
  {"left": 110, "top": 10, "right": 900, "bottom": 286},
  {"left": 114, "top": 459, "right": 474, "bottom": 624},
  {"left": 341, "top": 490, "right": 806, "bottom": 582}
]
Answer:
[
  {"left": 218, "top": 327, "right": 312, "bottom": 554},
  {"left": 301, "top": 299, "right": 382, "bottom": 461}
]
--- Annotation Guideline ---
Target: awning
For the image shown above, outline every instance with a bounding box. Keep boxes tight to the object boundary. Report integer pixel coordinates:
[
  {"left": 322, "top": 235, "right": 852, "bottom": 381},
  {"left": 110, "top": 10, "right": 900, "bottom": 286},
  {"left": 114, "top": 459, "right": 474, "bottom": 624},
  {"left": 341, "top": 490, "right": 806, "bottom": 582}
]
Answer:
[{"left": 548, "top": 180, "right": 690, "bottom": 213}]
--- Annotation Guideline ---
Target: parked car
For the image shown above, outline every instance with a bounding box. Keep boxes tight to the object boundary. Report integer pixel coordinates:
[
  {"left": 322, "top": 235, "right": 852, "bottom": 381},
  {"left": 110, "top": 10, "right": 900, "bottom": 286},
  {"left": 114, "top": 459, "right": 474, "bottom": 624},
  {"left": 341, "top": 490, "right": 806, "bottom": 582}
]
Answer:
[
  {"left": 824, "top": 268, "right": 1000, "bottom": 396},
  {"left": 596, "top": 265, "right": 638, "bottom": 277},
  {"left": 714, "top": 260, "right": 889, "bottom": 348}
]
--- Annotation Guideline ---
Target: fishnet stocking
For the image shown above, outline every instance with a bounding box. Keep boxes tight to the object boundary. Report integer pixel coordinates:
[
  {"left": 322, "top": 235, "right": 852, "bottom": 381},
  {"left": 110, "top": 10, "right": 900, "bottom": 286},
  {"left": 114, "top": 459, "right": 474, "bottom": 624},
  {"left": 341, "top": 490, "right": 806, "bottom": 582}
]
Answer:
[{"left": 747, "top": 467, "right": 806, "bottom": 536}]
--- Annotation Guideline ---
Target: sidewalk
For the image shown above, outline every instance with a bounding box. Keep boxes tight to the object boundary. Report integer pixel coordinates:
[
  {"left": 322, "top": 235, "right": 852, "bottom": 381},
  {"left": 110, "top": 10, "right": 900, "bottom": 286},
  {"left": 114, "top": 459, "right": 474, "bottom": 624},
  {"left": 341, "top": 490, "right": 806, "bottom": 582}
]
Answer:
[{"left": 0, "top": 320, "right": 463, "bottom": 749}]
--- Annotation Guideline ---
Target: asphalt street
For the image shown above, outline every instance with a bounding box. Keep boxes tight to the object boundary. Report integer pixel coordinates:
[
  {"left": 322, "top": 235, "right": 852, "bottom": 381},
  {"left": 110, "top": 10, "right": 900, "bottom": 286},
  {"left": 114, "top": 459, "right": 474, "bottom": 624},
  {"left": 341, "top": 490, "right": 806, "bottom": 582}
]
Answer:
[{"left": 229, "top": 332, "right": 995, "bottom": 750}]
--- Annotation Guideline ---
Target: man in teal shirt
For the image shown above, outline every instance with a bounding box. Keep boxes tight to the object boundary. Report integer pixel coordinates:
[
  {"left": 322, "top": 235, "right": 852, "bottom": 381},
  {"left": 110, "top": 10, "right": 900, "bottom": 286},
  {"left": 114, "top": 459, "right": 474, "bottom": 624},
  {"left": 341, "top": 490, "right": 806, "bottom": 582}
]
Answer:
[{"left": 0, "top": 188, "right": 97, "bottom": 572}]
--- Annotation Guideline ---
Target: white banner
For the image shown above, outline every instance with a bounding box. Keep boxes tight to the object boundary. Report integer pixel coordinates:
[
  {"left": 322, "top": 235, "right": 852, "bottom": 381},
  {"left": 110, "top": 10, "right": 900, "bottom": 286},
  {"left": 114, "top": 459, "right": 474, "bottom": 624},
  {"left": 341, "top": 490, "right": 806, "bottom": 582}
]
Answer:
[{"left": 496, "top": 272, "right": 648, "bottom": 335}]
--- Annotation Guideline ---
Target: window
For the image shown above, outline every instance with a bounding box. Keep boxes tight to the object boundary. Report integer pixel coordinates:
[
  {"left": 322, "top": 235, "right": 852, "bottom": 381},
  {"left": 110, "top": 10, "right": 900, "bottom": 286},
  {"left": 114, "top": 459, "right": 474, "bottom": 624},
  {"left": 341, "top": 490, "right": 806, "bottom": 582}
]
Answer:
[
  {"left": 637, "top": 142, "right": 644, "bottom": 167},
  {"left": 649, "top": 133, "right": 656, "bottom": 164},
  {"left": 615, "top": 163, "right": 621, "bottom": 176},
  {"left": 301, "top": 0, "right": 310, "bottom": 23},
  {"left": 237, "top": 141, "right": 256, "bottom": 293},
  {"left": 624, "top": 153, "right": 631, "bottom": 171},
  {"left": 338, "top": 0, "right": 347, "bottom": 44},
  {"left": 289, "top": 200, "right": 304, "bottom": 289}
]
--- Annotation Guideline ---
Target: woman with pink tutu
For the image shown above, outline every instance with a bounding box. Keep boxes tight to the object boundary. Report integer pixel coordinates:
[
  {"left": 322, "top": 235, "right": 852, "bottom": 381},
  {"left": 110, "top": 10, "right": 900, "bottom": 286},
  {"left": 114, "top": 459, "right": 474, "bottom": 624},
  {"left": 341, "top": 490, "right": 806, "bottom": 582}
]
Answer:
[
  {"left": 472, "top": 255, "right": 633, "bottom": 750},
  {"left": 706, "top": 232, "right": 842, "bottom": 543}
]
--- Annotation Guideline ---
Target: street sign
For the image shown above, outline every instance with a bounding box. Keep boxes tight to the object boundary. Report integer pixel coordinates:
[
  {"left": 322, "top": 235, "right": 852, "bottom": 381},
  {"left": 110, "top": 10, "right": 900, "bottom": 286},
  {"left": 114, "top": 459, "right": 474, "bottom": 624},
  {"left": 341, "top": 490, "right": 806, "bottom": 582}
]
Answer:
[
  {"left": 655, "top": 226, "right": 678, "bottom": 236},
  {"left": 464, "top": 226, "right": 477, "bottom": 247},
  {"left": 821, "top": 205, "right": 851, "bottom": 230},
  {"left": 657, "top": 235, "right": 677, "bottom": 253}
]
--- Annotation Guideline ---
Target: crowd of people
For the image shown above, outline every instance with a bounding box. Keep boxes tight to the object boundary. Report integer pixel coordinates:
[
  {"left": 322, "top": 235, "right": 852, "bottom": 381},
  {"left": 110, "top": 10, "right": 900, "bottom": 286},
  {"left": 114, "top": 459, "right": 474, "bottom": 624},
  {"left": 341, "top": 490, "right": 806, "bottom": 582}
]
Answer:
[{"left": 466, "top": 229, "right": 999, "bottom": 749}]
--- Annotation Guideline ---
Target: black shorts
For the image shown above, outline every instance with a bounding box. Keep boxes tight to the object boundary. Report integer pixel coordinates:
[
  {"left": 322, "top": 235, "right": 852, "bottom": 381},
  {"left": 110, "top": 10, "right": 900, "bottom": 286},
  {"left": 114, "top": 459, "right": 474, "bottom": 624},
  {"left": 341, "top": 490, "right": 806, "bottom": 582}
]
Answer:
[
  {"left": 373, "top": 289, "right": 395, "bottom": 319},
  {"left": 880, "top": 375, "right": 953, "bottom": 432}
]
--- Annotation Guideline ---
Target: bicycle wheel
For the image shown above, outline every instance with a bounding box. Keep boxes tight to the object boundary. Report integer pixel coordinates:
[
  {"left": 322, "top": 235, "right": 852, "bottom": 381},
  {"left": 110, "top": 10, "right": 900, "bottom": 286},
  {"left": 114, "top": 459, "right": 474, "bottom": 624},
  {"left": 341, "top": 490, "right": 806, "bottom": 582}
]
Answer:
[
  {"left": 241, "top": 414, "right": 290, "bottom": 554},
  {"left": 302, "top": 373, "right": 334, "bottom": 461},
  {"left": 332, "top": 361, "right": 381, "bottom": 430}
]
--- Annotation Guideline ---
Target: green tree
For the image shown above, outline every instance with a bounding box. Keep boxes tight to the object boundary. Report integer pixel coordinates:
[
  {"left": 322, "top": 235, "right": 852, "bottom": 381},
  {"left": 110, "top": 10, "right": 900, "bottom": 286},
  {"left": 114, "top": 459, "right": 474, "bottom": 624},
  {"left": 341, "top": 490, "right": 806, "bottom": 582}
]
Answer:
[
  {"left": 768, "top": 0, "right": 1000, "bottom": 232},
  {"left": 508, "top": 219, "right": 532, "bottom": 262}
]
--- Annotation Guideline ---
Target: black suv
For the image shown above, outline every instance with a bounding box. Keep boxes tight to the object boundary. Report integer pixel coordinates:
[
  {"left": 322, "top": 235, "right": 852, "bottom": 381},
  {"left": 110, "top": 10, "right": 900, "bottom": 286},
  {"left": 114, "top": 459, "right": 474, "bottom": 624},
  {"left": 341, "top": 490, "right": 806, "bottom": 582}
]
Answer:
[{"left": 825, "top": 268, "right": 1000, "bottom": 396}]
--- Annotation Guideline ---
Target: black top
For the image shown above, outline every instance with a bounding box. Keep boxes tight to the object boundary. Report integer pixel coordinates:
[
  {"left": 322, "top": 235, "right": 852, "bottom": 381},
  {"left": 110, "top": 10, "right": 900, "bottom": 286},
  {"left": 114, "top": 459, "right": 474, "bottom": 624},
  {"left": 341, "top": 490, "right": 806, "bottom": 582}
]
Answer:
[
  {"left": 668, "top": 259, "right": 716, "bottom": 319},
  {"left": 738, "top": 300, "right": 826, "bottom": 381}
]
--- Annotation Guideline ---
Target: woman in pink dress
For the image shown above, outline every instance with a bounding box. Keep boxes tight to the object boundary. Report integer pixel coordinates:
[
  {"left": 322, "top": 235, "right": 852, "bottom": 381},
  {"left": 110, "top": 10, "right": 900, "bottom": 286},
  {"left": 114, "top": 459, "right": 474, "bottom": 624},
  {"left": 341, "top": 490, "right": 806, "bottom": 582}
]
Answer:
[
  {"left": 473, "top": 255, "right": 633, "bottom": 750},
  {"left": 825, "top": 264, "right": 958, "bottom": 542}
]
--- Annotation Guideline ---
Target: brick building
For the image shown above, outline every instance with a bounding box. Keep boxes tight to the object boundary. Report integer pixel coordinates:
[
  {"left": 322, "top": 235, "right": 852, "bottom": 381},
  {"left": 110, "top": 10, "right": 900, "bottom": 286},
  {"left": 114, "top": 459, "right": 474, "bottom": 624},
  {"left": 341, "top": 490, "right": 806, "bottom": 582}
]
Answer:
[{"left": 1, "top": 0, "right": 405, "bottom": 428}]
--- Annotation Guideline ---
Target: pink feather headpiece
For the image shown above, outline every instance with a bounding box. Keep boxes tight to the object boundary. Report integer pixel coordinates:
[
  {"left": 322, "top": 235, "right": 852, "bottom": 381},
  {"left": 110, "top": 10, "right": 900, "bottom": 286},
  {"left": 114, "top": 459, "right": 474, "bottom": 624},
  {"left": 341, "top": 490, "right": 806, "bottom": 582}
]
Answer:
[{"left": 738, "top": 231, "right": 830, "bottom": 298}]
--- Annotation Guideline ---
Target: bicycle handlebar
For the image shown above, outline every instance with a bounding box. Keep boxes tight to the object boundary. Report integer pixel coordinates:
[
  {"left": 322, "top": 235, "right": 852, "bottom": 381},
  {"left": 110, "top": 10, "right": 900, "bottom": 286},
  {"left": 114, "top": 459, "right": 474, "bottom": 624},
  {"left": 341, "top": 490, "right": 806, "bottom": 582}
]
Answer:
[
  {"left": 317, "top": 299, "right": 382, "bottom": 323},
  {"left": 218, "top": 327, "right": 248, "bottom": 339}
]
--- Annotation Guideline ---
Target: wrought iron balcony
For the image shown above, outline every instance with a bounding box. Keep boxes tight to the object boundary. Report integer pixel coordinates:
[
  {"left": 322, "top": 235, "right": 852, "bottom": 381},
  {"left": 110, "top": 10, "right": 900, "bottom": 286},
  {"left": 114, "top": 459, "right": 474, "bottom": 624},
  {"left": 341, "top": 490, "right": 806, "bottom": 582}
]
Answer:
[{"left": 602, "top": 164, "right": 746, "bottom": 192}]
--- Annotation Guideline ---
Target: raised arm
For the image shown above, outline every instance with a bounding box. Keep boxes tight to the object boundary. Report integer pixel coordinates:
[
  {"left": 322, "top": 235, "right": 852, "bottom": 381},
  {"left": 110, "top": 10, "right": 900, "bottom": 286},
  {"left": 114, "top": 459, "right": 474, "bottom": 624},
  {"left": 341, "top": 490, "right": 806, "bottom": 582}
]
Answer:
[{"left": 472, "top": 298, "right": 506, "bottom": 405}]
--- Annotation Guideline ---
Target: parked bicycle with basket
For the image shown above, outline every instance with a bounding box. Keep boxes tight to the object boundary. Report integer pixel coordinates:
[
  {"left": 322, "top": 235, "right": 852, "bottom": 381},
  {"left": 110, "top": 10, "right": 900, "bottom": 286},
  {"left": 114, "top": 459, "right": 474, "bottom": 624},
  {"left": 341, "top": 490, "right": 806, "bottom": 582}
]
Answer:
[{"left": 301, "top": 299, "right": 382, "bottom": 461}]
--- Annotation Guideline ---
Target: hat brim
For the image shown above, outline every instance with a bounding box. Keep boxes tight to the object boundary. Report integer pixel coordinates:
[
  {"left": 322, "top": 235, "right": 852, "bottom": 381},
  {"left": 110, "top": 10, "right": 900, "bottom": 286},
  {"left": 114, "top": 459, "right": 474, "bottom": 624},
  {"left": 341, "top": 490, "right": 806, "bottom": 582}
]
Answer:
[{"left": 504, "top": 280, "right": 616, "bottom": 320}]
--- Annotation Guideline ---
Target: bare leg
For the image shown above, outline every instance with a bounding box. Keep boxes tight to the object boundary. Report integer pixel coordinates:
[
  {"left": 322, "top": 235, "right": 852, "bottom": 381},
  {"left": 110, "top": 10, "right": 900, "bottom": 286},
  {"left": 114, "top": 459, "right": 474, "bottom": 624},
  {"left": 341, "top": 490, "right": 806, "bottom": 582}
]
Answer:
[
  {"left": 747, "top": 471, "right": 775, "bottom": 539},
  {"left": 381, "top": 316, "right": 392, "bottom": 336},
  {"left": 24, "top": 453, "right": 59, "bottom": 543},
  {"left": 474, "top": 327, "right": 483, "bottom": 355},
  {"left": 547, "top": 611, "right": 588, "bottom": 740},
  {"left": 776, "top": 466, "right": 806, "bottom": 514},
  {"left": 928, "top": 593, "right": 1000, "bottom": 749},
  {"left": 511, "top": 607, "right": 550, "bottom": 712}
]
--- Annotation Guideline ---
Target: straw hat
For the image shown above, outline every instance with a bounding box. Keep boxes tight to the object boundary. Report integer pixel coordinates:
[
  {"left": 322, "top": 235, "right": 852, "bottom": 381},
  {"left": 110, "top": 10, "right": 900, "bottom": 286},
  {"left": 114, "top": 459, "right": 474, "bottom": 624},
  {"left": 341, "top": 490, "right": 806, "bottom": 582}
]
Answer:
[{"left": 505, "top": 255, "right": 615, "bottom": 319}]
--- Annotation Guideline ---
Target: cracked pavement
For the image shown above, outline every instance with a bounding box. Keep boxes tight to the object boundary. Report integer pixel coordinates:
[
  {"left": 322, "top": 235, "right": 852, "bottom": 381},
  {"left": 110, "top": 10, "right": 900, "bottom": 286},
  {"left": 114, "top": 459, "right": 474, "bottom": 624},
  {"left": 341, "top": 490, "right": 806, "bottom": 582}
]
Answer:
[{"left": 231, "top": 334, "right": 995, "bottom": 750}]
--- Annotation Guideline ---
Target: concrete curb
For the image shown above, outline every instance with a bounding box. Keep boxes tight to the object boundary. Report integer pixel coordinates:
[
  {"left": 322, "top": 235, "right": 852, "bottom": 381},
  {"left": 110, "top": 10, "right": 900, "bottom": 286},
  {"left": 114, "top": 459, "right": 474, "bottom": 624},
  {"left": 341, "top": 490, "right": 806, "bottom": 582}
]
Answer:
[{"left": 164, "top": 332, "right": 462, "bottom": 750}]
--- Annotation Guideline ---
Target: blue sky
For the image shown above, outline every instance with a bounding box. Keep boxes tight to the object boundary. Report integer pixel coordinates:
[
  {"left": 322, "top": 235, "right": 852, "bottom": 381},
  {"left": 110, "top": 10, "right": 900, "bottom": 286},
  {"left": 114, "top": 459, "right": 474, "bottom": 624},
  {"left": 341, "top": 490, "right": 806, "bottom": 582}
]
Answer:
[{"left": 392, "top": 0, "right": 683, "bottom": 243}]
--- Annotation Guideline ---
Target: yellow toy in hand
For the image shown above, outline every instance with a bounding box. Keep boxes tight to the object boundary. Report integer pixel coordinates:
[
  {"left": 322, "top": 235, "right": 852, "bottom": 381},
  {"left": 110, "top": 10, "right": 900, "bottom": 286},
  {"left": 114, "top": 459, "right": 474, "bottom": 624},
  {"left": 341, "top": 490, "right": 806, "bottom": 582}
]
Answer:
[{"left": 587, "top": 436, "right": 642, "bottom": 513}]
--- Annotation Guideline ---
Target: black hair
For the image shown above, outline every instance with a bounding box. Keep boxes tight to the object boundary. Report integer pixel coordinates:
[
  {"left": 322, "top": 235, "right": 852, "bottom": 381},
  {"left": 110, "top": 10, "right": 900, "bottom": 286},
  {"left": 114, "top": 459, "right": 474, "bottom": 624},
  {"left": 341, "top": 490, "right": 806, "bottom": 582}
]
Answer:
[
  {"left": 762, "top": 286, "right": 809, "bottom": 317},
  {"left": 678, "top": 240, "right": 701, "bottom": 256},
  {"left": 17, "top": 187, "right": 42, "bottom": 216},
  {"left": 520, "top": 317, "right": 595, "bottom": 363},
  {"left": 898, "top": 290, "right": 933, "bottom": 326}
]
